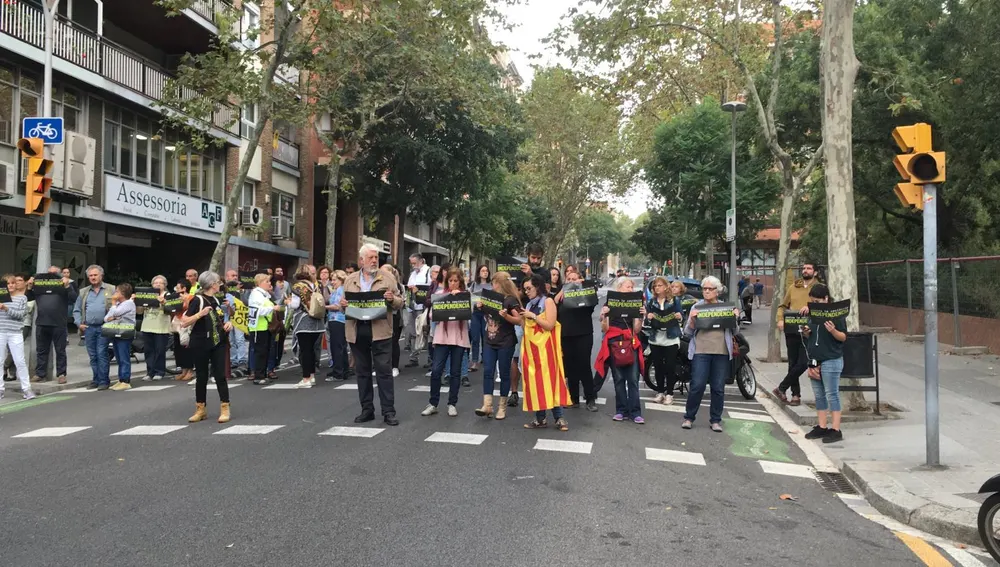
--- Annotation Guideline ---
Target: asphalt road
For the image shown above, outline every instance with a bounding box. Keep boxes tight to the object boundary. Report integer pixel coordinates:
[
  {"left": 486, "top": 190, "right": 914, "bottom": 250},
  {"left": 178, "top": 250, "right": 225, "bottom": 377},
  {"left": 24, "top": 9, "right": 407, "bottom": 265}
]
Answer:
[{"left": 0, "top": 281, "right": 970, "bottom": 567}]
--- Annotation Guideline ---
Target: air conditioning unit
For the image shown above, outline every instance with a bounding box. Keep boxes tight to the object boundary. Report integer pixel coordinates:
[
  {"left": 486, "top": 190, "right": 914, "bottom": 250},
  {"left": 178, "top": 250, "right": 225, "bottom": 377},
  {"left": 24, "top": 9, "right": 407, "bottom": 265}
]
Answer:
[
  {"left": 60, "top": 131, "right": 96, "bottom": 197},
  {"left": 0, "top": 162, "right": 15, "bottom": 198},
  {"left": 271, "top": 215, "right": 291, "bottom": 239},
  {"left": 240, "top": 206, "right": 263, "bottom": 227}
]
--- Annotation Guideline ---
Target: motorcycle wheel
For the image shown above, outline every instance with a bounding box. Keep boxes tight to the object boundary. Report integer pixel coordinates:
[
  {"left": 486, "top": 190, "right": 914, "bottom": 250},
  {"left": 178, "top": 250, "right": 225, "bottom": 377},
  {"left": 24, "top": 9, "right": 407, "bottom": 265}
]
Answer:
[
  {"left": 737, "top": 361, "right": 757, "bottom": 400},
  {"left": 979, "top": 492, "right": 1000, "bottom": 563}
]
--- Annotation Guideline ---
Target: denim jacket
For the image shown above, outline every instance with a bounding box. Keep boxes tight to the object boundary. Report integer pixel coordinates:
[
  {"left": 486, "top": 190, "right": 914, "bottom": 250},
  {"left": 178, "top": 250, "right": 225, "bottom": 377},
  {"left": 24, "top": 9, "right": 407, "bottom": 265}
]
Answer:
[{"left": 645, "top": 297, "right": 684, "bottom": 340}]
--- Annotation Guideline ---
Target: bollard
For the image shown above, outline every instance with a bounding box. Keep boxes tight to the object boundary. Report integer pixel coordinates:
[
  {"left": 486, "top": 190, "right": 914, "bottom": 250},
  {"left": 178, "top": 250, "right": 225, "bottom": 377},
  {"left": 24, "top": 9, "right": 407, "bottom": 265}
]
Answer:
[
  {"left": 906, "top": 260, "right": 913, "bottom": 336},
  {"left": 951, "top": 260, "right": 962, "bottom": 348}
]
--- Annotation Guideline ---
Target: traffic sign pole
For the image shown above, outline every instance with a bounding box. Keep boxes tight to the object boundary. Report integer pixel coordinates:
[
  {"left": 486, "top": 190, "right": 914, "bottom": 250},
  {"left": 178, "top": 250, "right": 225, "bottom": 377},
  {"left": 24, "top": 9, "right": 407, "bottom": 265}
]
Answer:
[{"left": 37, "top": 0, "right": 60, "bottom": 274}]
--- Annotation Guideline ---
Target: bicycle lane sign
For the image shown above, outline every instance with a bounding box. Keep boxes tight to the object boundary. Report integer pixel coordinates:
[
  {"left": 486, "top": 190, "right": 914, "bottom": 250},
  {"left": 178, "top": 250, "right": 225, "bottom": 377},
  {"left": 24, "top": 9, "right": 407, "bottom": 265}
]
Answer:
[{"left": 22, "top": 117, "right": 63, "bottom": 144}]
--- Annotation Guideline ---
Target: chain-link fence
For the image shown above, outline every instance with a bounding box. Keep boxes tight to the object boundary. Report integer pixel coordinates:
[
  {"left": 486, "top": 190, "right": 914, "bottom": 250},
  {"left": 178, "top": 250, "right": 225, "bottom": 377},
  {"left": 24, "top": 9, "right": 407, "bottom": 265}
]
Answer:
[{"left": 858, "top": 256, "right": 1000, "bottom": 347}]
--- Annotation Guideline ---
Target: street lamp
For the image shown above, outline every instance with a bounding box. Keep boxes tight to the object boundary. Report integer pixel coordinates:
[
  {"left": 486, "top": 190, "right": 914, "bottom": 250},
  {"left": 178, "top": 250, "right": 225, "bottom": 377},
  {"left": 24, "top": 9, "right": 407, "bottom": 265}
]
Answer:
[{"left": 721, "top": 99, "right": 746, "bottom": 302}]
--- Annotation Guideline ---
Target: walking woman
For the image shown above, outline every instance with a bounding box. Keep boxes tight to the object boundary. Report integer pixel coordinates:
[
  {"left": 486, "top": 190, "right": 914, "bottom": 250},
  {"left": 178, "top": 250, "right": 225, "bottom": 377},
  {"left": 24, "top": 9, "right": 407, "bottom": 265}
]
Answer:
[
  {"left": 421, "top": 267, "right": 470, "bottom": 417},
  {"left": 172, "top": 280, "right": 194, "bottom": 382},
  {"left": 105, "top": 283, "right": 136, "bottom": 390},
  {"left": 595, "top": 277, "right": 645, "bottom": 424},
  {"left": 182, "top": 272, "right": 232, "bottom": 423},
  {"left": 289, "top": 265, "right": 326, "bottom": 389},
  {"left": 467, "top": 264, "right": 491, "bottom": 372},
  {"left": 682, "top": 275, "right": 739, "bottom": 432},
  {"left": 0, "top": 273, "right": 34, "bottom": 400},
  {"left": 474, "top": 271, "right": 521, "bottom": 419},
  {"left": 140, "top": 276, "right": 171, "bottom": 381},
  {"left": 520, "top": 272, "right": 571, "bottom": 431},
  {"left": 325, "top": 270, "right": 349, "bottom": 382},
  {"left": 646, "top": 276, "right": 683, "bottom": 404},
  {"left": 382, "top": 264, "right": 405, "bottom": 378},
  {"left": 802, "top": 284, "right": 848, "bottom": 443},
  {"left": 555, "top": 266, "right": 598, "bottom": 411},
  {"left": 248, "top": 273, "right": 275, "bottom": 386}
]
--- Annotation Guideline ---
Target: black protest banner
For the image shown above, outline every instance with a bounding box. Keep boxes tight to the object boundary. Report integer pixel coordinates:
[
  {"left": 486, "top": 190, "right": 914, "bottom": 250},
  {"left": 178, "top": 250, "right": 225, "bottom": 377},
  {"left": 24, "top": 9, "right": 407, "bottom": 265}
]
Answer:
[
  {"left": 680, "top": 296, "right": 698, "bottom": 312},
  {"left": 134, "top": 287, "right": 161, "bottom": 308},
  {"left": 239, "top": 272, "right": 257, "bottom": 290},
  {"left": 32, "top": 273, "right": 64, "bottom": 295},
  {"left": 494, "top": 256, "right": 524, "bottom": 285},
  {"left": 478, "top": 289, "right": 505, "bottom": 316},
  {"left": 808, "top": 299, "right": 851, "bottom": 322},
  {"left": 161, "top": 292, "right": 184, "bottom": 315},
  {"left": 0, "top": 284, "right": 9, "bottom": 303},
  {"left": 783, "top": 313, "right": 809, "bottom": 332},
  {"left": 345, "top": 291, "right": 388, "bottom": 321},
  {"left": 693, "top": 302, "right": 738, "bottom": 330},
  {"left": 605, "top": 291, "right": 643, "bottom": 320},
  {"left": 225, "top": 280, "right": 241, "bottom": 295},
  {"left": 412, "top": 285, "right": 430, "bottom": 305},
  {"left": 432, "top": 291, "right": 472, "bottom": 322},
  {"left": 100, "top": 321, "right": 136, "bottom": 340},
  {"left": 561, "top": 282, "right": 599, "bottom": 309},
  {"left": 648, "top": 302, "right": 681, "bottom": 331}
]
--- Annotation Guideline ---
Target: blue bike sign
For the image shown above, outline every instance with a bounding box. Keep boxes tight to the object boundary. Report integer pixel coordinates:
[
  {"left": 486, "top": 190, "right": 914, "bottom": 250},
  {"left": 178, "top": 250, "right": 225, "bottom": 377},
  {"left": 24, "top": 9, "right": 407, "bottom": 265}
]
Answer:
[{"left": 22, "top": 117, "right": 64, "bottom": 145}]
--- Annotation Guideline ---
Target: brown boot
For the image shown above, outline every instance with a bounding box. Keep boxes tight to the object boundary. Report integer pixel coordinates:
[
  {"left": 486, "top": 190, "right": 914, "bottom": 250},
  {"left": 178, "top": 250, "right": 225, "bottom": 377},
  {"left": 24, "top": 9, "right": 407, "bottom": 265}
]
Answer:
[
  {"left": 495, "top": 398, "right": 507, "bottom": 420},
  {"left": 474, "top": 394, "right": 494, "bottom": 417},
  {"left": 218, "top": 402, "right": 231, "bottom": 423},
  {"left": 188, "top": 402, "right": 207, "bottom": 423}
]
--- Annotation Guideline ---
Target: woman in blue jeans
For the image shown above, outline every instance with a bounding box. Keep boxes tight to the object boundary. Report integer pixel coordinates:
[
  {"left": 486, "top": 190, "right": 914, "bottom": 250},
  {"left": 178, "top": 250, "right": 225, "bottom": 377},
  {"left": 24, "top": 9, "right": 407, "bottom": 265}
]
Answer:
[
  {"left": 801, "top": 284, "right": 847, "bottom": 444},
  {"left": 682, "top": 276, "right": 738, "bottom": 432},
  {"left": 139, "top": 275, "right": 172, "bottom": 381},
  {"left": 599, "top": 276, "right": 646, "bottom": 424},
  {"left": 474, "top": 271, "right": 520, "bottom": 419},
  {"left": 105, "top": 283, "right": 136, "bottom": 391},
  {"left": 467, "top": 264, "right": 492, "bottom": 372}
]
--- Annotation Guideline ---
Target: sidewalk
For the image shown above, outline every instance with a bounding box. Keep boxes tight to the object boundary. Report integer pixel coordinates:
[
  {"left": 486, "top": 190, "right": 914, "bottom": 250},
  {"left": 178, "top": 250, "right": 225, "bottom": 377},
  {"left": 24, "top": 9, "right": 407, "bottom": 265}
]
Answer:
[{"left": 743, "top": 321, "right": 1000, "bottom": 547}]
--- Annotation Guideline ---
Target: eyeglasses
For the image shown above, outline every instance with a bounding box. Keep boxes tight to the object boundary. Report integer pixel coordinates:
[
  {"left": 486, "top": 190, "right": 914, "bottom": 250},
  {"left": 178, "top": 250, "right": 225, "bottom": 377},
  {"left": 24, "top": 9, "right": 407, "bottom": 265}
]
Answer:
[{"left": 703, "top": 287, "right": 717, "bottom": 291}]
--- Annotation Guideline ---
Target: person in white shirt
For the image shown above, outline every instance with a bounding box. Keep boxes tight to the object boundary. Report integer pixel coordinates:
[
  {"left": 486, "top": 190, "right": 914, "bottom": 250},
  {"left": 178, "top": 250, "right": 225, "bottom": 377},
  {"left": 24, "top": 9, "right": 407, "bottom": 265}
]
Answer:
[{"left": 403, "top": 253, "right": 431, "bottom": 368}]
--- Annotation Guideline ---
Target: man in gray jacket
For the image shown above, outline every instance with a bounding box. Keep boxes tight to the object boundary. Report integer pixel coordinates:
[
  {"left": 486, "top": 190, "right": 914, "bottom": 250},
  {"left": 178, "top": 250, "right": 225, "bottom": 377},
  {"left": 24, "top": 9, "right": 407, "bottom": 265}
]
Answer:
[{"left": 29, "top": 265, "right": 78, "bottom": 383}]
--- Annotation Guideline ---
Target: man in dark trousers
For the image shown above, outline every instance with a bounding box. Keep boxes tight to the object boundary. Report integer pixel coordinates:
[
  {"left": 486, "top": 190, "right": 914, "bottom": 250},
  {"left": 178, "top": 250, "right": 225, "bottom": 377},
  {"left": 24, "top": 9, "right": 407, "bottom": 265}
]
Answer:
[
  {"left": 774, "top": 262, "right": 820, "bottom": 406},
  {"left": 29, "top": 266, "right": 78, "bottom": 384}
]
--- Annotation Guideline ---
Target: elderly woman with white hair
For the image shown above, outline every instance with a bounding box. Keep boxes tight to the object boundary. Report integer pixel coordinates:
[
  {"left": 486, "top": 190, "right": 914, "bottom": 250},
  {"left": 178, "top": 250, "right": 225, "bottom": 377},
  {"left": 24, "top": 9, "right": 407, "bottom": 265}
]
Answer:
[
  {"left": 181, "top": 271, "right": 233, "bottom": 424},
  {"left": 682, "top": 275, "right": 739, "bottom": 432},
  {"left": 139, "top": 274, "right": 172, "bottom": 381}
]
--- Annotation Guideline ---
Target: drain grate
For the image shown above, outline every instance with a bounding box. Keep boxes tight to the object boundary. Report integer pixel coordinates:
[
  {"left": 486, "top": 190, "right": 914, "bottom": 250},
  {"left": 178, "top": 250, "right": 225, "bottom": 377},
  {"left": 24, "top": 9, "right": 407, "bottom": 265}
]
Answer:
[{"left": 814, "top": 471, "right": 859, "bottom": 495}]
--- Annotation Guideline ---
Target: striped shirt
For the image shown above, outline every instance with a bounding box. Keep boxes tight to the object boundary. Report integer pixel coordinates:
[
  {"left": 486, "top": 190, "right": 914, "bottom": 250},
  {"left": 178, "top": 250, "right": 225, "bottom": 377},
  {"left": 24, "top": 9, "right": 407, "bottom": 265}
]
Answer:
[{"left": 0, "top": 295, "right": 28, "bottom": 334}]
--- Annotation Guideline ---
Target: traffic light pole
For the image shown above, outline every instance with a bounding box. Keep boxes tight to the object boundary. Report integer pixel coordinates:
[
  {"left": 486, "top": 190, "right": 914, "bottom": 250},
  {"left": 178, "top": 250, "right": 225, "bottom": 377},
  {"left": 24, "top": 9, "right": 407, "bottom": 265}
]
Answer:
[
  {"left": 923, "top": 183, "right": 940, "bottom": 467},
  {"left": 36, "top": 0, "right": 58, "bottom": 273}
]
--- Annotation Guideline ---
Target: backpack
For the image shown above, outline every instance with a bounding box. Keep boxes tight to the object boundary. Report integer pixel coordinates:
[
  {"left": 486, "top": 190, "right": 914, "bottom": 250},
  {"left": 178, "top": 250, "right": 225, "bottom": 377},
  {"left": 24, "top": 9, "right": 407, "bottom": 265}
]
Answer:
[
  {"left": 608, "top": 331, "right": 637, "bottom": 367},
  {"left": 295, "top": 281, "right": 326, "bottom": 320}
]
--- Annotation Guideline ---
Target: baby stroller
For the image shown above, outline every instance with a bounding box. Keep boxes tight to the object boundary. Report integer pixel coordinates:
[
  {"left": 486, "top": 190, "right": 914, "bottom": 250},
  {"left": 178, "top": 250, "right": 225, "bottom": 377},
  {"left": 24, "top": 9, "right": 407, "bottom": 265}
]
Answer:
[{"left": 641, "top": 331, "right": 756, "bottom": 400}]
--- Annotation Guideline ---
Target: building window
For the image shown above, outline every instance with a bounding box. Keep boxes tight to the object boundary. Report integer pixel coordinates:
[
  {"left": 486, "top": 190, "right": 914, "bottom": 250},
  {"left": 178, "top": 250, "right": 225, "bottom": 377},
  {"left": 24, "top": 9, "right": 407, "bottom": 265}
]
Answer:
[
  {"left": 52, "top": 86, "right": 82, "bottom": 134},
  {"left": 135, "top": 118, "right": 149, "bottom": 182},
  {"left": 164, "top": 134, "right": 177, "bottom": 190},
  {"left": 240, "top": 103, "right": 256, "bottom": 139},
  {"left": 0, "top": 64, "right": 14, "bottom": 145},
  {"left": 242, "top": 181, "right": 256, "bottom": 207},
  {"left": 272, "top": 191, "right": 295, "bottom": 239},
  {"left": 0, "top": 63, "right": 87, "bottom": 146},
  {"left": 242, "top": 2, "right": 260, "bottom": 48},
  {"left": 150, "top": 135, "right": 163, "bottom": 186},
  {"left": 103, "top": 121, "right": 118, "bottom": 172}
]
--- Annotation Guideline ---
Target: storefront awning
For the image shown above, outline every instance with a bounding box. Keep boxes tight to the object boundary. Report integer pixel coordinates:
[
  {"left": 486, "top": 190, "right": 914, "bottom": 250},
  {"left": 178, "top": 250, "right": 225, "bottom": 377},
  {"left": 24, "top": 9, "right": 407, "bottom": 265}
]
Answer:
[{"left": 403, "top": 233, "right": 448, "bottom": 255}]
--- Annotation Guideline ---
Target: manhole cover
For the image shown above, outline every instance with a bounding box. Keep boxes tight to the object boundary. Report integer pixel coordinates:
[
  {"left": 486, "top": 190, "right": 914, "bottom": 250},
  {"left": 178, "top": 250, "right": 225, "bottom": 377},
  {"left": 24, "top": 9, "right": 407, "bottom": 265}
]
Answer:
[{"left": 814, "top": 471, "right": 859, "bottom": 495}]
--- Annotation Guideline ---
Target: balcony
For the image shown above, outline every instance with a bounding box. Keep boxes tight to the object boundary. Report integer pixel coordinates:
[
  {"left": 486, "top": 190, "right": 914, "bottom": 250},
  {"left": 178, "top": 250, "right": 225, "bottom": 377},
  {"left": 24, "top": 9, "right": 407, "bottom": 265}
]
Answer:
[
  {"left": 187, "top": 0, "right": 233, "bottom": 32},
  {"left": 274, "top": 136, "right": 300, "bottom": 168},
  {"left": 0, "top": 0, "right": 238, "bottom": 137}
]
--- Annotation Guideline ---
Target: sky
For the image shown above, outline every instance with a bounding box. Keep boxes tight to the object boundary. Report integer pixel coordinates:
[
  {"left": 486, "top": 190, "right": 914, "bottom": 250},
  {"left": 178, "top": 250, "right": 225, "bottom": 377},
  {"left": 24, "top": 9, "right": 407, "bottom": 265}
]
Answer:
[{"left": 490, "top": 0, "right": 655, "bottom": 220}]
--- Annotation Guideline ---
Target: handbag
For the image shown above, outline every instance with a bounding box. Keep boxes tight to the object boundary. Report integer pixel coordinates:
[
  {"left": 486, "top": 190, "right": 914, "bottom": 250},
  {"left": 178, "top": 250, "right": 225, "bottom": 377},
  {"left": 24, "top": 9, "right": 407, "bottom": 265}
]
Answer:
[
  {"left": 608, "top": 333, "right": 636, "bottom": 367},
  {"left": 178, "top": 296, "right": 203, "bottom": 347}
]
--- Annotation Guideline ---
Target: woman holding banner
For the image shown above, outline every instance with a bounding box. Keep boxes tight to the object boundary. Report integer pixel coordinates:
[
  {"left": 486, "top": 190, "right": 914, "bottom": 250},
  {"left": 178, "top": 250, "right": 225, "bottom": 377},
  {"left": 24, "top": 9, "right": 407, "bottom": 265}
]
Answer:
[
  {"left": 140, "top": 276, "right": 171, "bottom": 381},
  {"left": 682, "top": 275, "right": 739, "bottom": 432},
  {"left": 520, "top": 273, "right": 571, "bottom": 431},
  {"left": 105, "top": 283, "right": 136, "bottom": 390},
  {"left": 596, "top": 277, "right": 645, "bottom": 424},
  {"left": 289, "top": 266, "right": 326, "bottom": 389},
  {"left": 473, "top": 271, "right": 521, "bottom": 419},
  {"left": 421, "top": 267, "right": 471, "bottom": 417},
  {"left": 645, "top": 276, "right": 684, "bottom": 405},
  {"left": 555, "top": 266, "right": 599, "bottom": 411},
  {"left": 801, "top": 284, "right": 848, "bottom": 444},
  {"left": 467, "top": 264, "right": 492, "bottom": 373}
]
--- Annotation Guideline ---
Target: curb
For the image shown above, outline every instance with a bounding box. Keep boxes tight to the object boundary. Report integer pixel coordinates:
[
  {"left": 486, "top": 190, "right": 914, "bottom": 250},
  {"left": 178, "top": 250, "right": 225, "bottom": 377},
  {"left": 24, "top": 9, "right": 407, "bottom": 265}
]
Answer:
[
  {"left": 841, "top": 462, "right": 981, "bottom": 547},
  {"left": 758, "top": 386, "right": 901, "bottom": 425}
]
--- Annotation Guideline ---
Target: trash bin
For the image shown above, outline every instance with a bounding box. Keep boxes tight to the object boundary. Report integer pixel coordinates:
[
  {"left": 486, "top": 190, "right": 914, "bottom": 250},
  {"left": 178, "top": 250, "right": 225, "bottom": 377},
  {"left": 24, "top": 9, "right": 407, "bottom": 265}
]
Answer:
[{"left": 842, "top": 331, "right": 875, "bottom": 378}]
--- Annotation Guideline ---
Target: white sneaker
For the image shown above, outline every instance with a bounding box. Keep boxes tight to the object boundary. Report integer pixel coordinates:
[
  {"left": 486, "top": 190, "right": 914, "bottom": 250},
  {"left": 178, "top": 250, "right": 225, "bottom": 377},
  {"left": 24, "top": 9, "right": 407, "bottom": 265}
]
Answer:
[
  {"left": 425, "top": 370, "right": 432, "bottom": 377},
  {"left": 23, "top": 390, "right": 36, "bottom": 400},
  {"left": 664, "top": 394, "right": 674, "bottom": 405},
  {"left": 653, "top": 393, "right": 665, "bottom": 404},
  {"left": 296, "top": 378, "right": 312, "bottom": 388},
  {"left": 447, "top": 404, "right": 458, "bottom": 417},
  {"left": 372, "top": 371, "right": 376, "bottom": 377},
  {"left": 421, "top": 404, "right": 438, "bottom": 416},
  {"left": 309, "top": 376, "right": 316, "bottom": 386},
  {"left": 392, "top": 368, "right": 400, "bottom": 378}
]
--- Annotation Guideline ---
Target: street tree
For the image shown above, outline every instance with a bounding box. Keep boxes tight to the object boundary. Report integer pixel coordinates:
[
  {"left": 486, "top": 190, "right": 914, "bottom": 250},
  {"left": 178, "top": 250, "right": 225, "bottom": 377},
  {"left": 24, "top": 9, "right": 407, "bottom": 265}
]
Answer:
[{"left": 573, "top": 208, "right": 628, "bottom": 264}]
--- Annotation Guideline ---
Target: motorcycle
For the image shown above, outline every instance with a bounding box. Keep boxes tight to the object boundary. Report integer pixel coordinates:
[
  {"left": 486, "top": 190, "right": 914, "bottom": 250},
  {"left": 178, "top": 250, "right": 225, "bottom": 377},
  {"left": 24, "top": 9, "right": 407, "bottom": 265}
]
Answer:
[{"left": 979, "top": 474, "right": 1000, "bottom": 562}]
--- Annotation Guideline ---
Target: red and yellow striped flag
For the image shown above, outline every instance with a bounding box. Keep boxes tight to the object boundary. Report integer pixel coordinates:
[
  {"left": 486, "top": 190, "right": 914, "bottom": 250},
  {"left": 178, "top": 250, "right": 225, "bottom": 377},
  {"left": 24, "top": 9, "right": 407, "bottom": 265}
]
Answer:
[{"left": 520, "top": 320, "right": 571, "bottom": 412}]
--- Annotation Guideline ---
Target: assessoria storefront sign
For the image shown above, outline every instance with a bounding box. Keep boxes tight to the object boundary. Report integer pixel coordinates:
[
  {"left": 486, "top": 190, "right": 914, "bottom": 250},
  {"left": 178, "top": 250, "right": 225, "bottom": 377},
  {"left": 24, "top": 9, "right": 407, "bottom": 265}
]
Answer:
[{"left": 104, "top": 174, "right": 225, "bottom": 233}]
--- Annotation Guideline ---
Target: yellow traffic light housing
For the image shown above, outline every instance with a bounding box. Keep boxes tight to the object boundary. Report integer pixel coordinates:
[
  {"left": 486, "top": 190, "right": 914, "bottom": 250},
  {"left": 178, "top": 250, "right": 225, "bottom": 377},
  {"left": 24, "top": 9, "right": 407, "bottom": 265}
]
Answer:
[
  {"left": 894, "top": 183, "right": 924, "bottom": 211},
  {"left": 892, "top": 123, "right": 932, "bottom": 153},
  {"left": 891, "top": 123, "right": 946, "bottom": 209},
  {"left": 24, "top": 155, "right": 53, "bottom": 216},
  {"left": 16, "top": 136, "right": 43, "bottom": 158}
]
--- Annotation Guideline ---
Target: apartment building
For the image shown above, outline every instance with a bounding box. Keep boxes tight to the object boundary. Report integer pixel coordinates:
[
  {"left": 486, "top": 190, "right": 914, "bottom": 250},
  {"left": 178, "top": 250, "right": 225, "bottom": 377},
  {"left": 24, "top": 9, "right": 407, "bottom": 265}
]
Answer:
[{"left": 0, "top": 0, "right": 313, "bottom": 284}]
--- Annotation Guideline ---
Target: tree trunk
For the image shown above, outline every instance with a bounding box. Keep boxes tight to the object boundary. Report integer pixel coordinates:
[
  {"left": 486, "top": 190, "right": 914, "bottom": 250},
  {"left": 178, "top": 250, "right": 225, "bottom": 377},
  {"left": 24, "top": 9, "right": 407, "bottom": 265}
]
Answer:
[
  {"left": 821, "top": 0, "right": 866, "bottom": 410},
  {"left": 323, "top": 156, "right": 341, "bottom": 268},
  {"left": 766, "top": 190, "right": 796, "bottom": 362}
]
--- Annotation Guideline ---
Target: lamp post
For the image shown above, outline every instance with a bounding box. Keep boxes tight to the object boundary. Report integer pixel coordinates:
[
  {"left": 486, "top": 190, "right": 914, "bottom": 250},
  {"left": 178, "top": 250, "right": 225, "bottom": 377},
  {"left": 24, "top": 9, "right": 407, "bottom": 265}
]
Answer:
[{"left": 721, "top": 99, "right": 746, "bottom": 302}]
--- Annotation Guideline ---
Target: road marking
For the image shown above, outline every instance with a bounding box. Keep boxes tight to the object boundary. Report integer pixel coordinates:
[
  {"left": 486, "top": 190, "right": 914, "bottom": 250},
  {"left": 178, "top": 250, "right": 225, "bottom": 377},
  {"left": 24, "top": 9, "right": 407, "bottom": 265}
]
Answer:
[
  {"left": 262, "top": 384, "right": 302, "bottom": 390},
  {"left": 13, "top": 426, "right": 90, "bottom": 438},
  {"left": 755, "top": 390, "right": 838, "bottom": 473},
  {"left": 728, "top": 411, "right": 775, "bottom": 423},
  {"left": 425, "top": 432, "right": 488, "bottom": 445},
  {"left": 725, "top": 420, "right": 792, "bottom": 463},
  {"left": 938, "top": 543, "right": 988, "bottom": 567},
  {"left": 214, "top": 425, "right": 284, "bottom": 435},
  {"left": 645, "top": 447, "right": 706, "bottom": 466},
  {"left": 759, "top": 460, "right": 815, "bottom": 478},
  {"left": 409, "top": 385, "right": 443, "bottom": 393},
  {"left": 643, "top": 402, "right": 685, "bottom": 413},
  {"left": 894, "top": 531, "right": 953, "bottom": 567},
  {"left": 533, "top": 439, "right": 593, "bottom": 454},
  {"left": 112, "top": 425, "right": 187, "bottom": 436},
  {"left": 318, "top": 426, "right": 384, "bottom": 438},
  {"left": 127, "top": 385, "right": 176, "bottom": 391},
  {"left": 60, "top": 387, "right": 97, "bottom": 393},
  {"left": 0, "top": 395, "right": 73, "bottom": 414}
]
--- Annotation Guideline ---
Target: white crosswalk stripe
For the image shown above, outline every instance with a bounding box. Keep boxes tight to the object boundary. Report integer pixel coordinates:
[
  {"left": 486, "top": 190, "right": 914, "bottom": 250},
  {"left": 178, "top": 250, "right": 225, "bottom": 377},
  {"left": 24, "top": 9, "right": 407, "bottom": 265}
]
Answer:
[
  {"left": 60, "top": 387, "right": 97, "bottom": 393},
  {"left": 127, "top": 385, "right": 176, "bottom": 391},
  {"left": 214, "top": 425, "right": 285, "bottom": 435},
  {"left": 533, "top": 439, "right": 592, "bottom": 454},
  {"left": 425, "top": 432, "right": 488, "bottom": 445},
  {"left": 758, "top": 460, "right": 815, "bottom": 479},
  {"left": 318, "top": 426, "right": 384, "bottom": 438},
  {"left": 727, "top": 411, "right": 775, "bottom": 423},
  {"left": 13, "top": 426, "right": 91, "bottom": 438},
  {"left": 262, "top": 384, "right": 302, "bottom": 390},
  {"left": 112, "top": 425, "right": 187, "bottom": 436},
  {"left": 645, "top": 447, "right": 706, "bottom": 466},
  {"left": 643, "top": 402, "right": 685, "bottom": 413}
]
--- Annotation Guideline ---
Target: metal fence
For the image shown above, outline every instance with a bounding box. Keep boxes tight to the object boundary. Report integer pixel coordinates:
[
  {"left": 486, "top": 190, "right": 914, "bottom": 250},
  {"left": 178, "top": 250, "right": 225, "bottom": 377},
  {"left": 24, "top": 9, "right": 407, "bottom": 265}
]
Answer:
[{"left": 858, "top": 256, "right": 1000, "bottom": 347}]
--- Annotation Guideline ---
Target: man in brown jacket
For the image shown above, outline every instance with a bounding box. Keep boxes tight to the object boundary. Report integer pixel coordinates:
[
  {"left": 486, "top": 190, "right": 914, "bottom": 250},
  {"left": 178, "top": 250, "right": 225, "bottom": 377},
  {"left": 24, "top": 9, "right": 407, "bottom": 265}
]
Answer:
[
  {"left": 341, "top": 243, "right": 405, "bottom": 425},
  {"left": 774, "top": 261, "right": 820, "bottom": 406}
]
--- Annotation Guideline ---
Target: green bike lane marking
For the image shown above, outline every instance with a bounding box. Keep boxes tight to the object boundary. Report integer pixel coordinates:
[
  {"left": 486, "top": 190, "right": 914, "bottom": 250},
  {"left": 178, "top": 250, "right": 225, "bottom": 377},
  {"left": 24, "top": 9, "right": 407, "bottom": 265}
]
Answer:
[
  {"left": 0, "top": 395, "right": 74, "bottom": 415},
  {"left": 725, "top": 419, "right": 792, "bottom": 462}
]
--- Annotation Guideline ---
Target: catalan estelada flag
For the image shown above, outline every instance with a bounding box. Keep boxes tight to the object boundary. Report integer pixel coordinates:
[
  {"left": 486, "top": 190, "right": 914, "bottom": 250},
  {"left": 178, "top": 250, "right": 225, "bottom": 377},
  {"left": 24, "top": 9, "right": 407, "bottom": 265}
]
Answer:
[{"left": 520, "top": 320, "right": 571, "bottom": 412}]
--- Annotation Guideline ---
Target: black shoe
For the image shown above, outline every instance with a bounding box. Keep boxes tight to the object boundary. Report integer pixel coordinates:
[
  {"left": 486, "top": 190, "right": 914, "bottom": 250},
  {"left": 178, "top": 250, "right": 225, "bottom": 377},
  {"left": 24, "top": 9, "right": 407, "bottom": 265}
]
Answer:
[
  {"left": 461, "top": 376, "right": 471, "bottom": 388},
  {"left": 507, "top": 392, "right": 520, "bottom": 407},
  {"left": 568, "top": 402, "right": 580, "bottom": 409},
  {"left": 822, "top": 429, "right": 844, "bottom": 444},
  {"left": 804, "top": 425, "right": 829, "bottom": 440},
  {"left": 253, "top": 378, "right": 271, "bottom": 385},
  {"left": 85, "top": 382, "right": 98, "bottom": 390},
  {"left": 383, "top": 414, "right": 399, "bottom": 426},
  {"left": 166, "top": 367, "right": 181, "bottom": 376},
  {"left": 354, "top": 412, "right": 375, "bottom": 423},
  {"left": 96, "top": 384, "right": 110, "bottom": 391},
  {"left": 586, "top": 401, "right": 598, "bottom": 412},
  {"left": 405, "top": 360, "right": 418, "bottom": 368},
  {"left": 326, "top": 370, "right": 335, "bottom": 378}
]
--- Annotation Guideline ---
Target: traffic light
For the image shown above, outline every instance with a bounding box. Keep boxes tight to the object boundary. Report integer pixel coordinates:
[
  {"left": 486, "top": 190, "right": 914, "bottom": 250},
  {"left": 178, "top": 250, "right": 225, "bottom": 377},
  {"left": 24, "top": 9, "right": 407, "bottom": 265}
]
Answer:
[
  {"left": 18, "top": 137, "right": 53, "bottom": 216},
  {"left": 892, "top": 123, "right": 946, "bottom": 210}
]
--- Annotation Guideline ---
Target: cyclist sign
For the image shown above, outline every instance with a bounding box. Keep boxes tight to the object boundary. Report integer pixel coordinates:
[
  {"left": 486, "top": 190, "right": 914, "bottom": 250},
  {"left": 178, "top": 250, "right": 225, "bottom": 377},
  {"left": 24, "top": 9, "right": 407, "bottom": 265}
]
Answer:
[{"left": 22, "top": 117, "right": 63, "bottom": 145}]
